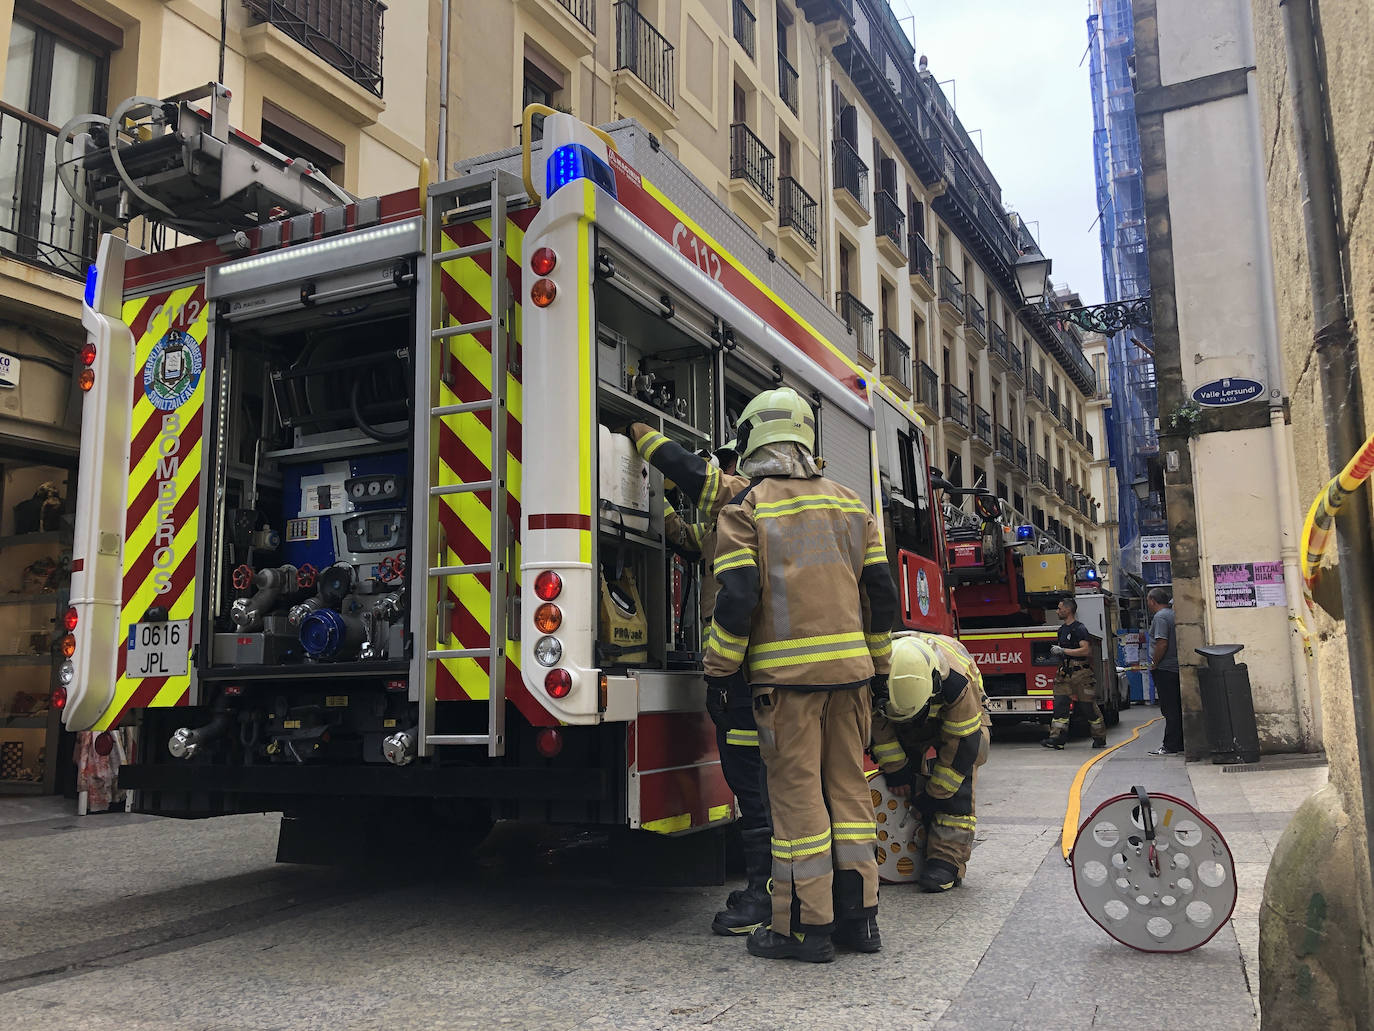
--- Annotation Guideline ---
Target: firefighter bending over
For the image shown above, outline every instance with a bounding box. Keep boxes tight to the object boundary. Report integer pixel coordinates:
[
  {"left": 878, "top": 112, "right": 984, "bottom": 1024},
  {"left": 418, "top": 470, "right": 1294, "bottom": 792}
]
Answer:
[
  {"left": 703, "top": 387, "right": 897, "bottom": 963},
  {"left": 1042, "top": 595, "right": 1105, "bottom": 749},
  {"left": 626, "top": 424, "right": 769, "bottom": 936},
  {"left": 870, "top": 633, "right": 990, "bottom": 892}
]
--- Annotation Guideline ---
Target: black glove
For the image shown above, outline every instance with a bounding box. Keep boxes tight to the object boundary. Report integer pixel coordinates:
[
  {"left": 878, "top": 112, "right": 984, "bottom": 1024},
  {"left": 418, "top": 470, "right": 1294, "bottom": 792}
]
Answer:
[
  {"left": 871, "top": 673, "right": 890, "bottom": 712},
  {"left": 884, "top": 763, "right": 917, "bottom": 793},
  {"left": 912, "top": 790, "right": 940, "bottom": 821},
  {"left": 705, "top": 679, "right": 728, "bottom": 730}
]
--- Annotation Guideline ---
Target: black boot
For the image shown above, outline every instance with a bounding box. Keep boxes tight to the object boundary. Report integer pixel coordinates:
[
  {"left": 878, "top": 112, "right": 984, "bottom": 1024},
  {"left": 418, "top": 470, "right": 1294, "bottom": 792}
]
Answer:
[
  {"left": 917, "top": 858, "right": 961, "bottom": 893},
  {"left": 833, "top": 914, "right": 882, "bottom": 953},
  {"left": 1040, "top": 736, "right": 1066, "bottom": 750},
  {"left": 745, "top": 924, "right": 835, "bottom": 963},
  {"left": 713, "top": 827, "right": 771, "bottom": 936}
]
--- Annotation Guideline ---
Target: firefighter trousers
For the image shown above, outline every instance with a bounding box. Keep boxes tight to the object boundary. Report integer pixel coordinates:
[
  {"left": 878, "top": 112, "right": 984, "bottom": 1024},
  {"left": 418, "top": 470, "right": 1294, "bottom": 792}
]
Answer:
[
  {"left": 1051, "top": 666, "right": 1104, "bottom": 741},
  {"left": 706, "top": 676, "right": 770, "bottom": 833},
  {"left": 755, "top": 684, "right": 878, "bottom": 935},
  {"left": 916, "top": 730, "right": 989, "bottom": 879}
]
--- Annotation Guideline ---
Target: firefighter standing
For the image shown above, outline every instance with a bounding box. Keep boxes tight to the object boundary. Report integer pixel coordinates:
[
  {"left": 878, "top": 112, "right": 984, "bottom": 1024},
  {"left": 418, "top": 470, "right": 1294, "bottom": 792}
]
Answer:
[
  {"left": 870, "top": 633, "right": 990, "bottom": 892},
  {"left": 1042, "top": 595, "right": 1105, "bottom": 749},
  {"left": 703, "top": 387, "right": 897, "bottom": 963},
  {"left": 626, "top": 424, "right": 770, "bottom": 936}
]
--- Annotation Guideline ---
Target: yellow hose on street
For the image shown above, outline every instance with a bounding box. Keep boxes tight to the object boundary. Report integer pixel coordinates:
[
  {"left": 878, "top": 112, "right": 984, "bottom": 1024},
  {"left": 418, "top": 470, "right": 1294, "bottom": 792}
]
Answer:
[
  {"left": 1061, "top": 716, "right": 1162, "bottom": 863},
  {"left": 1301, "top": 430, "right": 1374, "bottom": 591}
]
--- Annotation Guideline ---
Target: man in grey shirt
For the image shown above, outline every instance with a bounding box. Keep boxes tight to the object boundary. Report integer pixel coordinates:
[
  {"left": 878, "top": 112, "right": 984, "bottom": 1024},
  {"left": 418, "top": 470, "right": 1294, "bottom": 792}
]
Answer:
[{"left": 1146, "top": 588, "right": 1181, "bottom": 755}]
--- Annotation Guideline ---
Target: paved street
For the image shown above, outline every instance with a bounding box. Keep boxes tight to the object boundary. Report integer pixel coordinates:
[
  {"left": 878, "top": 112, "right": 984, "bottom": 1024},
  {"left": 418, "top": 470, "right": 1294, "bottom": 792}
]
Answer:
[{"left": 0, "top": 707, "right": 1325, "bottom": 1031}]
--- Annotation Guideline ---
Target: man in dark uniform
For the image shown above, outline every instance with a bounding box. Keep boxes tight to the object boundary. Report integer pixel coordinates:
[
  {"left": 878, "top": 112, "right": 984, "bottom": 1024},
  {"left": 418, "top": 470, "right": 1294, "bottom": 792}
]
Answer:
[{"left": 1041, "top": 596, "right": 1105, "bottom": 749}]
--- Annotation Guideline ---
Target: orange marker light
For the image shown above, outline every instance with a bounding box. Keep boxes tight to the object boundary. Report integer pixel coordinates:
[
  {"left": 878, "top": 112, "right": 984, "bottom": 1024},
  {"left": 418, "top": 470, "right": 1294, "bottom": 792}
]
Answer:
[
  {"left": 530, "top": 278, "right": 557, "bottom": 307},
  {"left": 60, "top": 633, "right": 76, "bottom": 658},
  {"left": 534, "top": 603, "right": 562, "bottom": 633},
  {"left": 79, "top": 368, "right": 95, "bottom": 391}
]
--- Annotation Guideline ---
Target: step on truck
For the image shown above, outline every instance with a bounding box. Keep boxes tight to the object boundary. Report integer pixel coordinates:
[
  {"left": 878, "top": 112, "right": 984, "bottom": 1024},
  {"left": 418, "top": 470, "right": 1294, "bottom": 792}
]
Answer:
[{"left": 62, "top": 96, "right": 953, "bottom": 862}]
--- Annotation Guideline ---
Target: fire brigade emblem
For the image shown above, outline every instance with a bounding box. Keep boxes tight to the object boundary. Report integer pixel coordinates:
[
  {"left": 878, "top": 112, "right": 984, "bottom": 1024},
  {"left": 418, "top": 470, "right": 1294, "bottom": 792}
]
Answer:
[
  {"left": 143, "top": 330, "right": 202, "bottom": 411},
  {"left": 916, "top": 569, "right": 931, "bottom": 616}
]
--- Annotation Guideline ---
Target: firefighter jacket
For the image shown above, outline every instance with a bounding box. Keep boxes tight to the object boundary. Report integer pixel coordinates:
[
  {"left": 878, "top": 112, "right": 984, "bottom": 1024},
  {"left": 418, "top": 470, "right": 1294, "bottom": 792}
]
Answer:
[
  {"left": 870, "top": 641, "right": 990, "bottom": 800},
  {"left": 632, "top": 424, "right": 746, "bottom": 624},
  {"left": 702, "top": 473, "right": 898, "bottom": 690}
]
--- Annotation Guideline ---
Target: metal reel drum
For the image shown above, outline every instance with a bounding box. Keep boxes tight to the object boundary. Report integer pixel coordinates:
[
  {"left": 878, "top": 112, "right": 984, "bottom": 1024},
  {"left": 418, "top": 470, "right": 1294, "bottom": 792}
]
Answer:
[
  {"left": 1071, "top": 788, "right": 1237, "bottom": 952},
  {"left": 866, "top": 770, "right": 924, "bottom": 884}
]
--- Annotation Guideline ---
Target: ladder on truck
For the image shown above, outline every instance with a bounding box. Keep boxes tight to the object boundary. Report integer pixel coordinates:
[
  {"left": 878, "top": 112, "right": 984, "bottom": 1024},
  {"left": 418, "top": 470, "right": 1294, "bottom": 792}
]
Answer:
[{"left": 413, "top": 170, "right": 525, "bottom": 757}]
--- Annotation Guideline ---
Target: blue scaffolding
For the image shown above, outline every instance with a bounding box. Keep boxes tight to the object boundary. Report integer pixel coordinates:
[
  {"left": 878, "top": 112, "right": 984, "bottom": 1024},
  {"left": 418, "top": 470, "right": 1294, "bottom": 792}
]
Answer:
[{"left": 1088, "top": 0, "right": 1159, "bottom": 581}]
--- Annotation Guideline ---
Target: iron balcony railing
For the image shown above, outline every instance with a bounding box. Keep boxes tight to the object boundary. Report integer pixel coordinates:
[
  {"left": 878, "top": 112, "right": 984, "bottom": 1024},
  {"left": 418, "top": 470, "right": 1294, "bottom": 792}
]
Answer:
[
  {"left": 243, "top": 0, "right": 384, "bottom": 95},
  {"left": 875, "top": 189, "right": 905, "bottom": 254},
  {"left": 1053, "top": 469, "right": 1065, "bottom": 499},
  {"left": 880, "top": 328, "right": 911, "bottom": 391},
  {"left": 1029, "top": 368, "right": 1045, "bottom": 403},
  {"left": 0, "top": 102, "right": 96, "bottom": 278},
  {"left": 778, "top": 50, "right": 799, "bottom": 113},
  {"left": 965, "top": 295, "right": 987, "bottom": 340},
  {"left": 553, "top": 0, "right": 594, "bottom": 31},
  {"left": 729, "top": 123, "right": 775, "bottom": 203},
  {"left": 938, "top": 264, "right": 964, "bottom": 315},
  {"left": 778, "top": 176, "right": 816, "bottom": 245},
  {"left": 989, "top": 322, "right": 1010, "bottom": 361},
  {"left": 732, "top": 0, "right": 756, "bottom": 59},
  {"left": 832, "top": 138, "right": 869, "bottom": 211},
  {"left": 1085, "top": 430, "right": 1094, "bottom": 455},
  {"left": 1075, "top": 418, "right": 1085, "bottom": 447},
  {"left": 943, "top": 383, "right": 970, "bottom": 429},
  {"left": 1047, "top": 388, "right": 1060, "bottom": 423},
  {"left": 973, "top": 404, "right": 993, "bottom": 447},
  {"left": 1035, "top": 456, "right": 1050, "bottom": 487},
  {"left": 836, "top": 291, "right": 875, "bottom": 363},
  {"left": 1009, "top": 341, "right": 1024, "bottom": 380},
  {"left": 615, "top": 2, "right": 675, "bottom": 108},
  {"left": 908, "top": 233, "right": 933, "bottom": 288},
  {"left": 916, "top": 360, "right": 939, "bottom": 411},
  {"left": 1016, "top": 440, "right": 1029, "bottom": 473},
  {"left": 997, "top": 424, "right": 1014, "bottom": 457}
]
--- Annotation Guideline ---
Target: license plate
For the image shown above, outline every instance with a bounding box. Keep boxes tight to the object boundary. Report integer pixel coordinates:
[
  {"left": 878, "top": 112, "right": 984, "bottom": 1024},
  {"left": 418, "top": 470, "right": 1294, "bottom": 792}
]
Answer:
[
  {"left": 985, "top": 698, "right": 1007, "bottom": 712},
  {"left": 127, "top": 620, "right": 190, "bottom": 678}
]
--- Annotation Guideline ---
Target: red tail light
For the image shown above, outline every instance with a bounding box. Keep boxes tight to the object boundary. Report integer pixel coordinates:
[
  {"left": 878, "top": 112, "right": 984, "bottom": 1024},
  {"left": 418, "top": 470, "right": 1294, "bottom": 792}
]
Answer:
[
  {"left": 80, "top": 342, "right": 97, "bottom": 366},
  {"left": 63, "top": 606, "right": 78, "bottom": 631},
  {"left": 535, "top": 728, "right": 563, "bottom": 758},
  {"left": 52, "top": 687, "right": 67, "bottom": 710},
  {"left": 534, "top": 570, "right": 562, "bottom": 601},
  {"left": 385, "top": 679, "right": 407, "bottom": 692},
  {"left": 544, "top": 669, "right": 572, "bottom": 699},
  {"left": 530, "top": 247, "right": 557, "bottom": 275},
  {"left": 223, "top": 684, "right": 244, "bottom": 697}
]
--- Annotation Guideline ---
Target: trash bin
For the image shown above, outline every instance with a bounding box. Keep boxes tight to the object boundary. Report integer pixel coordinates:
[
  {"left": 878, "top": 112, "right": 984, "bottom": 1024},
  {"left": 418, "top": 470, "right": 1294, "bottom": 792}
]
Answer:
[{"left": 1195, "top": 644, "right": 1261, "bottom": 764}]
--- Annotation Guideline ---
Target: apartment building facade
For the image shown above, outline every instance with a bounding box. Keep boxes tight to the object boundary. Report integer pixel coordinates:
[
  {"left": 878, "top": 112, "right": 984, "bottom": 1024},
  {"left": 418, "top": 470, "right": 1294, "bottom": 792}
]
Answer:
[{"left": 483, "top": 0, "right": 1109, "bottom": 560}]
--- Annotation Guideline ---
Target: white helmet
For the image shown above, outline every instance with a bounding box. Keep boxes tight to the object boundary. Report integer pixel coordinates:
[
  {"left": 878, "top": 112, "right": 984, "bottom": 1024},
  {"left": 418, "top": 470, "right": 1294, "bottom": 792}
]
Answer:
[{"left": 887, "top": 636, "right": 941, "bottom": 721}]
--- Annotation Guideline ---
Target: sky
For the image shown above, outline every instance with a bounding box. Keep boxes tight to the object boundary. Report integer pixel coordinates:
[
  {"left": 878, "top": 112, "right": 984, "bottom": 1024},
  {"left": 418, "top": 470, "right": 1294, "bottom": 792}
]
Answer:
[{"left": 896, "top": 1, "right": 1106, "bottom": 304}]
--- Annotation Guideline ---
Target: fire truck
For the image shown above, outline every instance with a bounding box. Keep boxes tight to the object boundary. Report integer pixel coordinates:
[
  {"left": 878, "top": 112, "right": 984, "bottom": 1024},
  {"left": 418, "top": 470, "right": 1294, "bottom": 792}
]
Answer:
[
  {"left": 58, "top": 89, "right": 953, "bottom": 860},
  {"left": 939, "top": 485, "right": 1126, "bottom": 730}
]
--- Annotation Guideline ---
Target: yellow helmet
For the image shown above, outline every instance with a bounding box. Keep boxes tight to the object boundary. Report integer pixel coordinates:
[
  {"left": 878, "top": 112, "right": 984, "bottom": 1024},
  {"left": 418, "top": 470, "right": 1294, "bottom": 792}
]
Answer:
[
  {"left": 736, "top": 387, "right": 815, "bottom": 460},
  {"left": 887, "top": 636, "right": 940, "bottom": 721}
]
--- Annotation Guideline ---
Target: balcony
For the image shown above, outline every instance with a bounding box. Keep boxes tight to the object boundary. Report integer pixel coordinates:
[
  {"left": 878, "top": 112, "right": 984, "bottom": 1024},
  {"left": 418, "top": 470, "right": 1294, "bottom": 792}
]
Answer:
[
  {"left": 556, "top": 0, "right": 595, "bottom": 31},
  {"left": 965, "top": 295, "right": 987, "bottom": 347},
  {"left": 778, "top": 51, "right": 800, "bottom": 113},
  {"left": 943, "top": 383, "right": 970, "bottom": 435},
  {"left": 1053, "top": 469, "right": 1066, "bottom": 500},
  {"left": 996, "top": 424, "right": 1015, "bottom": 460},
  {"left": 244, "top": 0, "right": 385, "bottom": 95},
  {"left": 732, "top": 0, "right": 756, "bottom": 59},
  {"left": 971, "top": 404, "right": 993, "bottom": 451},
  {"left": 938, "top": 264, "right": 964, "bottom": 319},
  {"left": 728, "top": 123, "right": 775, "bottom": 220},
  {"left": 915, "top": 359, "right": 940, "bottom": 419},
  {"left": 0, "top": 102, "right": 97, "bottom": 279},
  {"left": 831, "top": 138, "right": 870, "bottom": 224},
  {"left": 1008, "top": 340, "right": 1025, "bottom": 383},
  {"left": 777, "top": 176, "right": 817, "bottom": 255},
  {"left": 1015, "top": 440, "right": 1029, "bottom": 474},
  {"left": 908, "top": 233, "right": 935, "bottom": 300},
  {"left": 1033, "top": 456, "right": 1051, "bottom": 492},
  {"left": 880, "top": 328, "right": 911, "bottom": 397},
  {"left": 1074, "top": 418, "right": 1086, "bottom": 449},
  {"left": 1028, "top": 368, "right": 1046, "bottom": 407},
  {"left": 615, "top": 2, "right": 675, "bottom": 116},
  {"left": 989, "top": 323, "right": 1014, "bottom": 370},
  {"left": 1047, "top": 387, "right": 1061, "bottom": 424},
  {"left": 836, "top": 291, "right": 875, "bottom": 366},
  {"left": 1085, "top": 430, "right": 1095, "bottom": 456},
  {"left": 875, "top": 189, "right": 905, "bottom": 266}
]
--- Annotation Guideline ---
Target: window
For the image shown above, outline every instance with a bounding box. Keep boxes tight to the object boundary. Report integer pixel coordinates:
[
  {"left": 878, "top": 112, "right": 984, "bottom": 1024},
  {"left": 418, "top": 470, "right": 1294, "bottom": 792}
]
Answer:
[
  {"left": 1013, "top": 491, "right": 1026, "bottom": 516},
  {"left": 996, "top": 479, "right": 1008, "bottom": 500},
  {"left": 946, "top": 449, "right": 963, "bottom": 488},
  {"left": 778, "top": 133, "right": 793, "bottom": 179},
  {"left": 244, "top": 0, "right": 385, "bottom": 95},
  {"left": 838, "top": 240, "right": 853, "bottom": 295},
  {"left": 521, "top": 47, "right": 567, "bottom": 142},
  {"left": 733, "top": 81, "right": 747, "bottom": 124},
  {"left": 261, "top": 101, "right": 345, "bottom": 181},
  {"left": 876, "top": 402, "right": 937, "bottom": 562},
  {"left": 909, "top": 194, "right": 925, "bottom": 241},
  {"left": 1, "top": 10, "right": 108, "bottom": 275},
  {"left": 912, "top": 311, "right": 925, "bottom": 364}
]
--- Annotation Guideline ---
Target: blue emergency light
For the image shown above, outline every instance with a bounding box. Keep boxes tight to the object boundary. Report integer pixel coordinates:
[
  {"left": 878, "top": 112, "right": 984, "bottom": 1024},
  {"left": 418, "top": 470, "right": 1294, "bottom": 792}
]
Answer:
[
  {"left": 546, "top": 143, "right": 618, "bottom": 200},
  {"left": 83, "top": 264, "right": 98, "bottom": 308},
  {"left": 1082, "top": 567, "right": 1099, "bottom": 581},
  {"left": 1016, "top": 524, "right": 1034, "bottom": 541}
]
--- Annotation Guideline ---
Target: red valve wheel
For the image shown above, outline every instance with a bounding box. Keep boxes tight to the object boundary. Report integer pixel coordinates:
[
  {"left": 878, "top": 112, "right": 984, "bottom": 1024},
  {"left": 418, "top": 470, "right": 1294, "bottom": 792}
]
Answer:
[
  {"left": 232, "top": 564, "right": 254, "bottom": 591},
  {"left": 378, "top": 556, "right": 399, "bottom": 584},
  {"left": 297, "top": 563, "right": 317, "bottom": 589}
]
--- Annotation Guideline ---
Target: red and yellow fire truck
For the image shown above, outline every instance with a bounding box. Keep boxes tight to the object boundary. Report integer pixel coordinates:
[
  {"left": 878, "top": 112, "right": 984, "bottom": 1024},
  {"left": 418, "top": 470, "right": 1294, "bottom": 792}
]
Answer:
[
  {"left": 59, "top": 94, "right": 953, "bottom": 859},
  {"left": 940, "top": 488, "right": 1126, "bottom": 729}
]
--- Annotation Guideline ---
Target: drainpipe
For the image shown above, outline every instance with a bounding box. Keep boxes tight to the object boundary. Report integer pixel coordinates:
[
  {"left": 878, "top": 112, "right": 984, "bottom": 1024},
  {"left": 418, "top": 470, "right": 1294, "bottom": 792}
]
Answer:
[
  {"left": 1240, "top": 4, "right": 1316, "bottom": 751},
  {"left": 438, "top": 0, "right": 451, "bottom": 177},
  {"left": 1279, "top": 0, "right": 1374, "bottom": 916}
]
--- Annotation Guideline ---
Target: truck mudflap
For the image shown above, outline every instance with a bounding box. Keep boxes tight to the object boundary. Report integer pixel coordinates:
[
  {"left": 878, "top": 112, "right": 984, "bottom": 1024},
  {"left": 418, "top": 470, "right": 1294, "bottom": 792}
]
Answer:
[
  {"left": 99, "top": 286, "right": 210, "bottom": 730},
  {"left": 628, "top": 712, "right": 735, "bottom": 834}
]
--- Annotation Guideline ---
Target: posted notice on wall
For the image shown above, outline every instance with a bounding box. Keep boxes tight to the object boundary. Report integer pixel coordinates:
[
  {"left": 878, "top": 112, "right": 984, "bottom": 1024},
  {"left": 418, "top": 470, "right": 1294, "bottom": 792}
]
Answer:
[
  {"left": 1141, "top": 534, "right": 1172, "bottom": 564},
  {"left": 1213, "top": 561, "right": 1286, "bottom": 609}
]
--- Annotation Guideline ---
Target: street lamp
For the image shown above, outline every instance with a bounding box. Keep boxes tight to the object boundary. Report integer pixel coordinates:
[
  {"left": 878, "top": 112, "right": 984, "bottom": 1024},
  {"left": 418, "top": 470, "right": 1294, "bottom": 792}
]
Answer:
[
  {"left": 1131, "top": 476, "right": 1151, "bottom": 503},
  {"left": 1015, "top": 251, "right": 1153, "bottom": 334},
  {"left": 1097, "top": 557, "right": 1109, "bottom": 579},
  {"left": 1013, "top": 253, "right": 1052, "bottom": 305}
]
